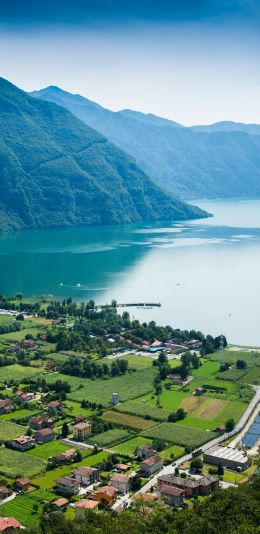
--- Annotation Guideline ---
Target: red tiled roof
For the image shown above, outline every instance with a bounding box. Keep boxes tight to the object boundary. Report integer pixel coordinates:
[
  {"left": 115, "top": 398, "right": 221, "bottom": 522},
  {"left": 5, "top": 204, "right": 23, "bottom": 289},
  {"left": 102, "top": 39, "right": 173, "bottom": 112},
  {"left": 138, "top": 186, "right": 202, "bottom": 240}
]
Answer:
[
  {"left": 53, "top": 498, "right": 69, "bottom": 507},
  {"left": 74, "top": 500, "right": 98, "bottom": 509},
  {"left": 0, "top": 517, "right": 21, "bottom": 531}
]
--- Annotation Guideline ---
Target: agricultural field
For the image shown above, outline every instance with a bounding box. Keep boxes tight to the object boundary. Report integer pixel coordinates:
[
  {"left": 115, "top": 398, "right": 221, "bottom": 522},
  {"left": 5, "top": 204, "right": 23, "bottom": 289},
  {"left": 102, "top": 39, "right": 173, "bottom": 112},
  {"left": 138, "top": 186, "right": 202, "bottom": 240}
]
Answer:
[
  {"left": 239, "top": 368, "right": 260, "bottom": 385},
  {"left": 27, "top": 440, "right": 73, "bottom": 461},
  {"left": 88, "top": 428, "right": 131, "bottom": 447},
  {"left": 115, "top": 399, "right": 171, "bottom": 421},
  {"left": 142, "top": 422, "right": 215, "bottom": 448},
  {"left": 181, "top": 396, "right": 227, "bottom": 419},
  {"left": 160, "top": 444, "right": 185, "bottom": 460},
  {"left": 103, "top": 410, "right": 157, "bottom": 430},
  {"left": 217, "top": 368, "right": 248, "bottom": 381},
  {"left": 0, "top": 494, "right": 43, "bottom": 528},
  {"left": 216, "top": 400, "right": 247, "bottom": 423},
  {"left": 0, "top": 420, "right": 27, "bottom": 441},
  {"left": 64, "top": 400, "right": 93, "bottom": 418},
  {"left": 0, "top": 364, "right": 41, "bottom": 382},
  {"left": 104, "top": 354, "right": 153, "bottom": 370},
  {"left": 177, "top": 416, "right": 220, "bottom": 431},
  {"left": 206, "top": 348, "right": 260, "bottom": 367},
  {"left": 0, "top": 447, "right": 46, "bottom": 478},
  {"left": 192, "top": 361, "right": 220, "bottom": 378},
  {"left": 113, "top": 436, "right": 154, "bottom": 456},
  {"left": 67, "top": 368, "right": 157, "bottom": 405}
]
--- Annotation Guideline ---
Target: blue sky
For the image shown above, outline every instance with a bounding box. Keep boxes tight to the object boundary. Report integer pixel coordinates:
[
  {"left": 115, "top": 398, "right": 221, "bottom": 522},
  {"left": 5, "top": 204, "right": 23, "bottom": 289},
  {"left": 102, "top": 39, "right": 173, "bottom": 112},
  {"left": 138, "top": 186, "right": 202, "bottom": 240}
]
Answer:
[{"left": 0, "top": 1, "right": 259, "bottom": 124}]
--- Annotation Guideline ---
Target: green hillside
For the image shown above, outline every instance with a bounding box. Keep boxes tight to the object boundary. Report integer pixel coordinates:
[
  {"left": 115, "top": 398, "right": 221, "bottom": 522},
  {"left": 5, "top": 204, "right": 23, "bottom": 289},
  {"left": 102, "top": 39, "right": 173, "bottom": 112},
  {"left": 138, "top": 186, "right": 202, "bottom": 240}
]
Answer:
[
  {"left": 32, "top": 86, "right": 260, "bottom": 200},
  {"left": 0, "top": 78, "right": 207, "bottom": 232}
]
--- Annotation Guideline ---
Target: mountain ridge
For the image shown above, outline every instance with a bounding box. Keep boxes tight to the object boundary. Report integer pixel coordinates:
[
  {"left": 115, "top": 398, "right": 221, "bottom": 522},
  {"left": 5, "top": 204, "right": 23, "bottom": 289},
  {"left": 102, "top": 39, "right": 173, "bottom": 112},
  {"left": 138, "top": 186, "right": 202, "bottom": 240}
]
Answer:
[
  {"left": 0, "top": 77, "right": 207, "bottom": 232},
  {"left": 31, "top": 86, "right": 260, "bottom": 200}
]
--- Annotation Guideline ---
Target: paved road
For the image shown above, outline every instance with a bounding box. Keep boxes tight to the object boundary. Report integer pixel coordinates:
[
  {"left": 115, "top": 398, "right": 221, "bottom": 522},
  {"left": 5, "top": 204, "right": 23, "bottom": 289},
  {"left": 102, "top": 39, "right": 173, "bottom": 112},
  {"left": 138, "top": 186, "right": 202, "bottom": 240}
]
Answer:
[{"left": 60, "top": 437, "right": 114, "bottom": 454}]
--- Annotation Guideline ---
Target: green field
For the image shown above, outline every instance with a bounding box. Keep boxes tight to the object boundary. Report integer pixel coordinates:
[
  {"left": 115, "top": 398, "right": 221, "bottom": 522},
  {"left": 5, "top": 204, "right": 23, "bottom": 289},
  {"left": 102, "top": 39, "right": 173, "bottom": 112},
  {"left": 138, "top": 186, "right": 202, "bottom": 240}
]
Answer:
[
  {"left": 64, "top": 400, "right": 93, "bottom": 418},
  {"left": 0, "top": 494, "right": 43, "bottom": 528},
  {"left": 0, "top": 420, "right": 27, "bottom": 441},
  {"left": 142, "top": 422, "right": 215, "bottom": 448},
  {"left": 88, "top": 428, "right": 131, "bottom": 447},
  {"left": 104, "top": 354, "right": 153, "bottom": 370},
  {"left": 207, "top": 348, "right": 260, "bottom": 367},
  {"left": 0, "top": 328, "right": 42, "bottom": 342},
  {"left": 138, "top": 389, "right": 188, "bottom": 411},
  {"left": 0, "top": 408, "right": 41, "bottom": 423},
  {"left": 0, "top": 447, "right": 46, "bottom": 478},
  {"left": 239, "top": 368, "right": 260, "bottom": 385},
  {"left": 193, "top": 361, "right": 220, "bottom": 378},
  {"left": 113, "top": 436, "right": 154, "bottom": 456},
  {"left": 178, "top": 416, "right": 220, "bottom": 431},
  {"left": 160, "top": 444, "right": 185, "bottom": 460},
  {"left": 33, "top": 451, "right": 108, "bottom": 489},
  {"left": 217, "top": 400, "right": 247, "bottom": 423},
  {"left": 0, "top": 364, "right": 41, "bottom": 382},
  {"left": 115, "top": 399, "right": 171, "bottom": 421},
  {"left": 103, "top": 410, "right": 157, "bottom": 430},
  {"left": 27, "top": 440, "right": 72, "bottom": 461},
  {"left": 217, "top": 368, "right": 248, "bottom": 381},
  {"left": 66, "top": 368, "right": 157, "bottom": 405}
]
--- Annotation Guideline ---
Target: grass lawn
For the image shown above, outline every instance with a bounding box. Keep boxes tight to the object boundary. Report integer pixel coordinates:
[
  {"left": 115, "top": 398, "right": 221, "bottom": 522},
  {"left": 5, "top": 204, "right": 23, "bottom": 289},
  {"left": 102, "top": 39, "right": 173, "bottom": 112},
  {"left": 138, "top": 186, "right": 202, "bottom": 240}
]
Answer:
[
  {"left": 142, "top": 422, "right": 215, "bottom": 448},
  {"left": 193, "top": 361, "right": 220, "bottom": 378},
  {"left": 67, "top": 368, "right": 157, "bottom": 405},
  {"left": 216, "top": 400, "right": 247, "bottom": 423},
  {"left": 0, "top": 447, "right": 46, "bottom": 478},
  {"left": 113, "top": 436, "right": 153, "bottom": 456},
  {"left": 64, "top": 400, "right": 93, "bottom": 418},
  {"left": 160, "top": 444, "right": 185, "bottom": 460},
  {"left": 33, "top": 451, "right": 108, "bottom": 489},
  {"left": 0, "top": 408, "right": 41, "bottom": 423},
  {"left": 0, "top": 420, "right": 27, "bottom": 441},
  {"left": 138, "top": 390, "right": 188, "bottom": 412},
  {"left": 103, "top": 410, "right": 157, "bottom": 430},
  {"left": 27, "top": 440, "right": 72, "bottom": 461},
  {"left": 88, "top": 428, "right": 131, "bottom": 447},
  {"left": 0, "top": 328, "right": 42, "bottom": 342},
  {"left": 29, "top": 488, "right": 59, "bottom": 503},
  {"left": 0, "top": 364, "right": 41, "bottom": 382},
  {"left": 0, "top": 494, "right": 43, "bottom": 528},
  {"left": 115, "top": 400, "right": 171, "bottom": 421}
]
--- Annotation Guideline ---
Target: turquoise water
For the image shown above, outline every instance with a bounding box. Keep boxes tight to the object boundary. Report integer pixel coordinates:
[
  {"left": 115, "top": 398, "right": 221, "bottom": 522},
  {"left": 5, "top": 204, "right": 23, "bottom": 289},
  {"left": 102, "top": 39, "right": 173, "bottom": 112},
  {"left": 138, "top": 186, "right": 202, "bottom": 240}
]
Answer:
[{"left": 1, "top": 199, "right": 260, "bottom": 345}]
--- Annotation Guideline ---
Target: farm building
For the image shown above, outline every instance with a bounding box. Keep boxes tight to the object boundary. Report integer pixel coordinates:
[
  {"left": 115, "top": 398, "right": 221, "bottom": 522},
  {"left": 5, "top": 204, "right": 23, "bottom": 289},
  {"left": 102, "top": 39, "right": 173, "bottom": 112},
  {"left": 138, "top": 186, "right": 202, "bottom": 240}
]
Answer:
[
  {"left": 112, "top": 393, "right": 119, "bottom": 406},
  {"left": 203, "top": 446, "right": 249, "bottom": 471}
]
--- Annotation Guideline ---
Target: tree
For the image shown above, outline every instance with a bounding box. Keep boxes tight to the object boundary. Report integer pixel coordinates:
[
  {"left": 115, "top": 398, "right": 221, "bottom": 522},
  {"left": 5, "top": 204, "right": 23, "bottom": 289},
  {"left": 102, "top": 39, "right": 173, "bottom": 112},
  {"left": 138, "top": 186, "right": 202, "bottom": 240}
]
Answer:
[
  {"left": 190, "top": 458, "right": 203, "bottom": 472},
  {"left": 218, "top": 463, "right": 224, "bottom": 475},
  {"left": 175, "top": 408, "right": 186, "bottom": 421},
  {"left": 15, "top": 292, "right": 23, "bottom": 300},
  {"left": 225, "top": 418, "right": 235, "bottom": 432},
  {"left": 168, "top": 412, "right": 176, "bottom": 422},
  {"left": 155, "top": 383, "right": 162, "bottom": 396},
  {"left": 61, "top": 422, "right": 69, "bottom": 438},
  {"left": 236, "top": 359, "right": 247, "bottom": 369},
  {"left": 152, "top": 438, "right": 166, "bottom": 452},
  {"left": 16, "top": 313, "right": 24, "bottom": 321},
  {"left": 131, "top": 474, "right": 142, "bottom": 491},
  {"left": 158, "top": 352, "right": 168, "bottom": 365}
]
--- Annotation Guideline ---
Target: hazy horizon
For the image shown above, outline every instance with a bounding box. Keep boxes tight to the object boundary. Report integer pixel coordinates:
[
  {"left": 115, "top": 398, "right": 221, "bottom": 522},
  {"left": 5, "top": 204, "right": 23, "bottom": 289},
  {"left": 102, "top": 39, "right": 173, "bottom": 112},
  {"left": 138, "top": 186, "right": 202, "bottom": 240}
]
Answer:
[{"left": 0, "top": 1, "right": 260, "bottom": 125}]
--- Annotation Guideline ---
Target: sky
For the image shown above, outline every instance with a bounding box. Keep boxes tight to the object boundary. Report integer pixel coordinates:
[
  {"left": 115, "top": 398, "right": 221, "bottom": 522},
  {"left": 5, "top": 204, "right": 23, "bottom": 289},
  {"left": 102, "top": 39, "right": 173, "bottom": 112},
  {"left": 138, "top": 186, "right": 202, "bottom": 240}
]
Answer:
[{"left": 0, "top": 0, "right": 259, "bottom": 125}]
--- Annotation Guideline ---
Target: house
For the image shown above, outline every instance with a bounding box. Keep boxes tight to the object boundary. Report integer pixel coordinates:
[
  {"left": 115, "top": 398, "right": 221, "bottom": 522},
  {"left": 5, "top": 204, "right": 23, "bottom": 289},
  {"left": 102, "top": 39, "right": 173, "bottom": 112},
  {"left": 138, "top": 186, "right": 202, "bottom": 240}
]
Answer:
[
  {"left": 51, "top": 498, "right": 69, "bottom": 511},
  {"left": 21, "top": 339, "right": 37, "bottom": 351},
  {"left": 0, "top": 399, "right": 14, "bottom": 415},
  {"left": 48, "top": 401, "right": 64, "bottom": 413},
  {"left": 72, "top": 422, "right": 92, "bottom": 441},
  {"left": 215, "top": 425, "right": 225, "bottom": 433},
  {"left": 56, "top": 476, "right": 80, "bottom": 496},
  {"left": 55, "top": 449, "right": 76, "bottom": 464},
  {"left": 140, "top": 455, "right": 163, "bottom": 476},
  {"left": 11, "top": 435, "right": 35, "bottom": 452},
  {"left": 195, "top": 387, "right": 205, "bottom": 396},
  {"left": 109, "top": 474, "right": 131, "bottom": 494},
  {"left": 0, "top": 518, "right": 21, "bottom": 532},
  {"left": 15, "top": 478, "right": 31, "bottom": 491},
  {"left": 158, "top": 474, "right": 219, "bottom": 498},
  {"left": 158, "top": 484, "right": 185, "bottom": 506},
  {"left": 111, "top": 393, "right": 119, "bottom": 406},
  {"left": 35, "top": 427, "right": 55, "bottom": 444},
  {"left": 116, "top": 463, "right": 130, "bottom": 472},
  {"left": 136, "top": 444, "right": 154, "bottom": 460},
  {"left": 90, "top": 486, "right": 118, "bottom": 507},
  {"left": 73, "top": 499, "right": 99, "bottom": 518},
  {"left": 0, "top": 487, "right": 12, "bottom": 501},
  {"left": 29, "top": 415, "right": 54, "bottom": 430},
  {"left": 166, "top": 374, "right": 187, "bottom": 386},
  {"left": 74, "top": 415, "right": 87, "bottom": 424},
  {"left": 73, "top": 466, "right": 99, "bottom": 486}
]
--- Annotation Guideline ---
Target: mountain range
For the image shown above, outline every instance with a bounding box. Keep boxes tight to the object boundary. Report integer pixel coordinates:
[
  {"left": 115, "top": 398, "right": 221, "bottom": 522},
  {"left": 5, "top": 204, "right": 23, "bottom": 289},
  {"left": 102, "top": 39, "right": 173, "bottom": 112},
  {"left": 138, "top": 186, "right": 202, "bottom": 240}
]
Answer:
[
  {"left": 31, "top": 86, "right": 260, "bottom": 200},
  {"left": 0, "top": 78, "right": 206, "bottom": 232}
]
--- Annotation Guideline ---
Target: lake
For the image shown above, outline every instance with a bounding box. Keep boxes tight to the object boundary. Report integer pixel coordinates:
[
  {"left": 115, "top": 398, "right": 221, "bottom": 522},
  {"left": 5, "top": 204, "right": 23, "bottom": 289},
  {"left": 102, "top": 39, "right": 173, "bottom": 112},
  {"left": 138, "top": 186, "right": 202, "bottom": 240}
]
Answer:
[{"left": 1, "top": 199, "right": 260, "bottom": 345}]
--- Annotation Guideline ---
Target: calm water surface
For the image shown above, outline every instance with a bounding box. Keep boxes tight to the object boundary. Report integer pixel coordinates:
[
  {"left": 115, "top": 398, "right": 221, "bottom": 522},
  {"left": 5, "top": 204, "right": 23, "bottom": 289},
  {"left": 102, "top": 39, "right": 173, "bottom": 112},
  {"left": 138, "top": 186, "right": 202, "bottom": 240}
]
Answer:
[{"left": 1, "top": 199, "right": 260, "bottom": 345}]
